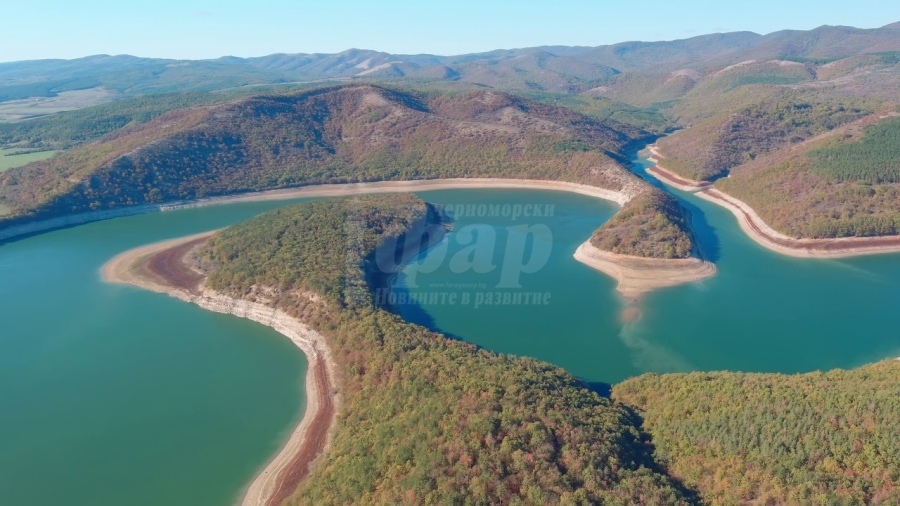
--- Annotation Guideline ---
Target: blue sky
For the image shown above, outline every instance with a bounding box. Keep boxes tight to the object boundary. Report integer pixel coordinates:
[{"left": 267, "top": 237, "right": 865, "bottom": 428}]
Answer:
[{"left": 2, "top": 0, "right": 898, "bottom": 62}]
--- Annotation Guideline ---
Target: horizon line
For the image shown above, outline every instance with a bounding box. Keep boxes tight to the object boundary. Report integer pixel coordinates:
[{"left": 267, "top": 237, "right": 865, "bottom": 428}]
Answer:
[{"left": 1, "top": 21, "right": 897, "bottom": 66}]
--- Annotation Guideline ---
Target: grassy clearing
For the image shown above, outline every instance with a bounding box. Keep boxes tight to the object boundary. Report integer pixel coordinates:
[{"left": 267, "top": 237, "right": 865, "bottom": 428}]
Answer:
[
  {"left": 0, "top": 87, "right": 116, "bottom": 122},
  {"left": 0, "top": 148, "right": 58, "bottom": 172}
]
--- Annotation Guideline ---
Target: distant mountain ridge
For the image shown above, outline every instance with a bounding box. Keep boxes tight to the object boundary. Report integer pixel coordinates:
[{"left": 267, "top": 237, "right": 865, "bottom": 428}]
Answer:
[{"left": 1, "top": 22, "right": 898, "bottom": 100}]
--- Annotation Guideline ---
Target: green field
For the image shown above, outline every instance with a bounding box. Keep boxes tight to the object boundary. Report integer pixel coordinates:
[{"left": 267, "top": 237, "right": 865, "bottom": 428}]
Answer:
[{"left": 0, "top": 148, "right": 58, "bottom": 172}]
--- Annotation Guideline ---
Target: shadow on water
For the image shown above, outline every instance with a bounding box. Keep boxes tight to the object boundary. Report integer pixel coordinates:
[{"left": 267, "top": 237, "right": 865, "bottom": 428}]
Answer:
[
  {"left": 581, "top": 380, "right": 612, "bottom": 398},
  {"left": 379, "top": 278, "right": 474, "bottom": 344},
  {"left": 382, "top": 277, "right": 440, "bottom": 329},
  {"left": 0, "top": 221, "right": 92, "bottom": 247},
  {"left": 678, "top": 196, "right": 721, "bottom": 263},
  {"left": 625, "top": 141, "right": 722, "bottom": 263}
]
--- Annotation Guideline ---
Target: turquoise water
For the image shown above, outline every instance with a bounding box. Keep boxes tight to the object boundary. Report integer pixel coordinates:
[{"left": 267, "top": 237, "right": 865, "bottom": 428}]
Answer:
[
  {"left": 623, "top": 153, "right": 900, "bottom": 376},
  {"left": 0, "top": 200, "right": 314, "bottom": 506},
  {"left": 394, "top": 158, "right": 900, "bottom": 384},
  {"left": 2, "top": 154, "right": 900, "bottom": 503}
]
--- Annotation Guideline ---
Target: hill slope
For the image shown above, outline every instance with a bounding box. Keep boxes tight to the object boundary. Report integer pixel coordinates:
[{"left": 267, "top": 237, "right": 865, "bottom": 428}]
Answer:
[
  {"left": 714, "top": 112, "right": 900, "bottom": 238},
  {"left": 0, "top": 85, "right": 630, "bottom": 217},
  {"left": 0, "top": 84, "right": 695, "bottom": 258},
  {"left": 614, "top": 360, "right": 900, "bottom": 505},
  {"left": 656, "top": 98, "right": 873, "bottom": 181}
]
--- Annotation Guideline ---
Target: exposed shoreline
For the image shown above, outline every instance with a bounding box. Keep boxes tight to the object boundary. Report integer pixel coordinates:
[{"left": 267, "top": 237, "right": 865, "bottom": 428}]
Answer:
[
  {"left": 97, "top": 179, "right": 718, "bottom": 503},
  {"left": 21, "top": 174, "right": 719, "bottom": 301},
  {"left": 0, "top": 177, "right": 633, "bottom": 242},
  {"left": 573, "top": 240, "right": 716, "bottom": 300},
  {"left": 102, "top": 234, "right": 339, "bottom": 506},
  {"left": 646, "top": 165, "right": 713, "bottom": 192},
  {"left": 696, "top": 188, "right": 900, "bottom": 258},
  {"left": 647, "top": 144, "right": 900, "bottom": 258},
  {"left": 645, "top": 145, "right": 712, "bottom": 192}
]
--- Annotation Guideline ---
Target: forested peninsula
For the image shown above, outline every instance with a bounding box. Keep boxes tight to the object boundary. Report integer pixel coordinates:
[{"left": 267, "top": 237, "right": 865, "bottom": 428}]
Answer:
[{"left": 105, "top": 194, "right": 900, "bottom": 505}]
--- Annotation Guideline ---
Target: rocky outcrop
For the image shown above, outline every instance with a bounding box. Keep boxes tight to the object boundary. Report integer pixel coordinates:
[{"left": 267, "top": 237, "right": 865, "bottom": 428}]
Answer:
[{"left": 187, "top": 290, "right": 330, "bottom": 361}]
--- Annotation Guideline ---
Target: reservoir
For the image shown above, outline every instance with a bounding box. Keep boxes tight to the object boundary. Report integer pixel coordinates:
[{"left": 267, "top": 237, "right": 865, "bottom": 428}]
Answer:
[
  {"left": 395, "top": 152, "right": 900, "bottom": 384},
  {"left": 2, "top": 153, "right": 900, "bottom": 504}
]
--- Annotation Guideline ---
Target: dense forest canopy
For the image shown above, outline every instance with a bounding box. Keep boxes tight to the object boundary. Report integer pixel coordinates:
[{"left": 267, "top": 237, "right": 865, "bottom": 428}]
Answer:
[
  {"left": 614, "top": 362, "right": 900, "bottom": 505},
  {"left": 590, "top": 189, "right": 694, "bottom": 259},
  {"left": 200, "top": 194, "right": 693, "bottom": 505},
  {"left": 809, "top": 116, "right": 900, "bottom": 184},
  {"left": 201, "top": 195, "right": 900, "bottom": 505}
]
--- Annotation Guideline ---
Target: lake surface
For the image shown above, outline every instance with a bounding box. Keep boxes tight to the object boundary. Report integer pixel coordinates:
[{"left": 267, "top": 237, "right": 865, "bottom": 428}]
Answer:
[
  {"left": 0, "top": 200, "right": 314, "bottom": 506},
  {"left": 2, "top": 152, "right": 900, "bottom": 504},
  {"left": 394, "top": 154, "right": 900, "bottom": 384}
]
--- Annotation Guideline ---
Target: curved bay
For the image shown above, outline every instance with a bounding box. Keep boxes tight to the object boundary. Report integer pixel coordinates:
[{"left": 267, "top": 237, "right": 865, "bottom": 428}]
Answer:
[{"left": 2, "top": 163, "right": 900, "bottom": 503}]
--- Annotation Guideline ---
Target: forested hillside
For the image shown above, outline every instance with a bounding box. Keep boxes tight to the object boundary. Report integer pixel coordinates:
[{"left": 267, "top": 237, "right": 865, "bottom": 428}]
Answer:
[
  {"left": 200, "top": 194, "right": 694, "bottom": 505},
  {"left": 715, "top": 113, "right": 900, "bottom": 238},
  {"left": 0, "top": 83, "right": 695, "bottom": 259},
  {"left": 0, "top": 86, "right": 670, "bottom": 150},
  {"left": 0, "top": 84, "right": 634, "bottom": 221},
  {"left": 809, "top": 116, "right": 900, "bottom": 184},
  {"left": 614, "top": 361, "right": 900, "bottom": 505},
  {"left": 657, "top": 99, "right": 872, "bottom": 181}
]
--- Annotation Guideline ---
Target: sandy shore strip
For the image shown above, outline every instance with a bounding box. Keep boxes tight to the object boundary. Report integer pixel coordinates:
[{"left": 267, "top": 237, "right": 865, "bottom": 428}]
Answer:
[
  {"left": 100, "top": 231, "right": 219, "bottom": 293},
  {"left": 646, "top": 165, "right": 712, "bottom": 192},
  {"left": 573, "top": 240, "right": 716, "bottom": 300},
  {"left": 646, "top": 144, "right": 663, "bottom": 164},
  {"left": 0, "top": 178, "right": 634, "bottom": 243},
  {"left": 102, "top": 234, "right": 338, "bottom": 506},
  {"left": 170, "top": 178, "right": 635, "bottom": 207},
  {"left": 696, "top": 189, "right": 900, "bottom": 258},
  {"left": 644, "top": 145, "right": 712, "bottom": 192}
]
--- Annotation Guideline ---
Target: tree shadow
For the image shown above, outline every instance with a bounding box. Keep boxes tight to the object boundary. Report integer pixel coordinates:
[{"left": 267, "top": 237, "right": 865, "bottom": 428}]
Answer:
[
  {"left": 379, "top": 281, "right": 471, "bottom": 343},
  {"left": 581, "top": 380, "right": 612, "bottom": 398},
  {"left": 617, "top": 402, "right": 703, "bottom": 503},
  {"left": 380, "top": 277, "right": 441, "bottom": 329}
]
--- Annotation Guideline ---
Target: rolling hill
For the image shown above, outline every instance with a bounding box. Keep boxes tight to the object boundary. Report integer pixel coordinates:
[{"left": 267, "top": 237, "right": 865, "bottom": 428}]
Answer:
[{"left": 0, "top": 84, "right": 694, "bottom": 258}]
